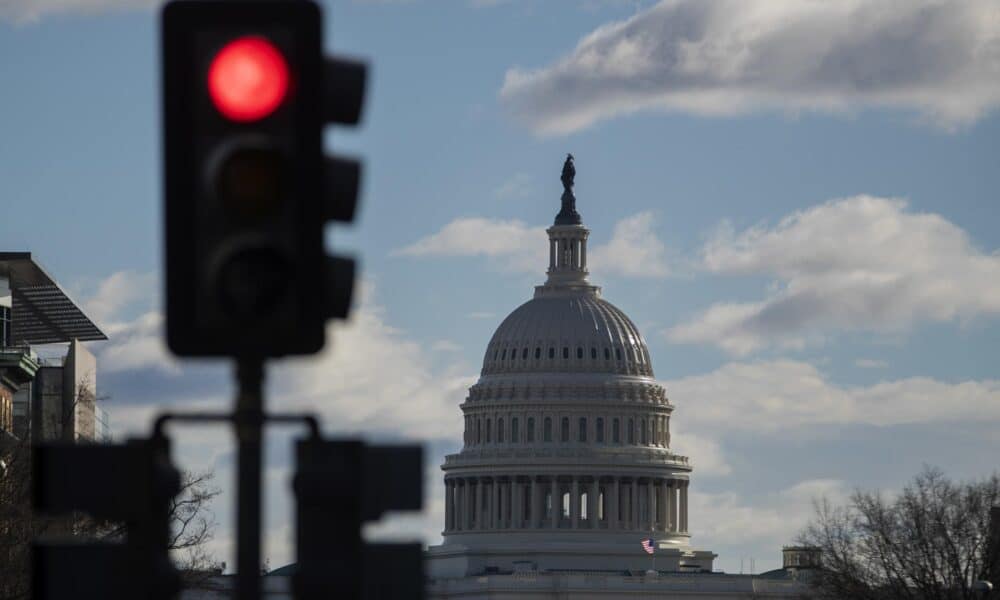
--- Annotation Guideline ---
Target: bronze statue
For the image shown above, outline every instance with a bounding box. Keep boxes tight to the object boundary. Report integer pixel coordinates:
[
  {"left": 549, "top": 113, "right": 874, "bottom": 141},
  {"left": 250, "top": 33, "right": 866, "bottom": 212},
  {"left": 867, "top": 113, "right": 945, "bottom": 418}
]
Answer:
[{"left": 555, "top": 153, "right": 581, "bottom": 225}]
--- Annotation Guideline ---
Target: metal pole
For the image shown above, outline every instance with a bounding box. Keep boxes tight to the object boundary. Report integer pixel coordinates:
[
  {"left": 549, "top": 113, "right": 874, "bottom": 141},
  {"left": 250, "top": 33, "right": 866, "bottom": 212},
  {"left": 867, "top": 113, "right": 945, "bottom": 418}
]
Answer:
[{"left": 235, "top": 357, "right": 264, "bottom": 600}]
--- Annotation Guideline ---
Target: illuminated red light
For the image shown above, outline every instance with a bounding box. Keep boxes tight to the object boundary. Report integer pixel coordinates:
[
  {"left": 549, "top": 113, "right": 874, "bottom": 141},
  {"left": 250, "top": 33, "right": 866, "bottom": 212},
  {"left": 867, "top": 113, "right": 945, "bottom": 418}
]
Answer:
[{"left": 208, "top": 36, "right": 289, "bottom": 122}]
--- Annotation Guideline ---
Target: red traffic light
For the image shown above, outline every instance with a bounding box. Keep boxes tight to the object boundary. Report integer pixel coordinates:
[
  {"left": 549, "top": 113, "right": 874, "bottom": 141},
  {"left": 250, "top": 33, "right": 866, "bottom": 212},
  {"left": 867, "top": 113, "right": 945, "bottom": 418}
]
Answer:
[{"left": 208, "top": 36, "right": 289, "bottom": 122}]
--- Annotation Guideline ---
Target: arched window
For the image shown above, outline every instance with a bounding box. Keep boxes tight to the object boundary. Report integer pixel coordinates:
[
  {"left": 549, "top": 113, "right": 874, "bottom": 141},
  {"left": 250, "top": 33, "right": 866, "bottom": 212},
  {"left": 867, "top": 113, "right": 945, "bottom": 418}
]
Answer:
[
  {"left": 591, "top": 347, "right": 597, "bottom": 359},
  {"left": 522, "top": 348, "right": 528, "bottom": 360},
  {"left": 527, "top": 417, "right": 535, "bottom": 442},
  {"left": 498, "top": 418, "right": 505, "bottom": 443},
  {"left": 549, "top": 347, "right": 555, "bottom": 359},
  {"left": 476, "top": 419, "right": 481, "bottom": 444},
  {"left": 640, "top": 418, "right": 647, "bottom": 445},
  {"left": 612, "top": 418, "right": 620, "bottom": 443},
  {"left": 544, "top": 417, "right": 552, "bottom": 442},
  {"left": 628, "top": 418, "right": 635, "bottom": 444},
  {"left": 596, "top": 417, "right": 605, "bottom": 443},
  {"left": 511, "top": 417, "right": 519, "bottom": 442},
  {"left": 562, "top": 347, "right": 569, "bottom": 359},
  {"left": 486, "top": 419, "right": 492, "bottom": 443},
  {"left": 604, "top": 348, "right": 611, "bottom": 360},
  {"left": 535, "top": 347, "right": 541, "bottom": 359},
  {"left": 576, "top": 347, "right": 583, "bottom": 359},
  {"left": 561, "top": 417, "right": 570, "bottom": 442},
  {"left": 578, "top": 417, "right": 587, "bottom": 442},
  {"left": 501, "top": 349, "right": 506, "bottom": 360},
  {"left": 616, "top": 348, "right": 622, "bottom": 361}
]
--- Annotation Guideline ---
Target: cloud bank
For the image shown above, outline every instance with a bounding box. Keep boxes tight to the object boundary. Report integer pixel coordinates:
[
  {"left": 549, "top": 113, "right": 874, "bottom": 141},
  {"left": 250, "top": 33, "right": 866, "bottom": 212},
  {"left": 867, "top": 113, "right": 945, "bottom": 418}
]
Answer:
[
  {"left": 396, "top": 212, "right": 672, "bottom": 278},
  {"left": 667, "top": 196, "right": 1000, "bottom": 355},
  {"left": 1, "top": 0, "right": 157, "bottom": 23},
  {"left": 500, "top": 0, "right": 1000, "bottom": 134}
]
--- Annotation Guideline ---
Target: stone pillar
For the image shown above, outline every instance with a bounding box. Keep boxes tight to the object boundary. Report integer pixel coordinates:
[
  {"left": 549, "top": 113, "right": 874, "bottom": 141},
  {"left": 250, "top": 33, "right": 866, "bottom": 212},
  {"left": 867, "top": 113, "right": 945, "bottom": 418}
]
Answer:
[
  {"left": 631, "top": 479, "right": 639, "bottom": 530},
  {"left": 667, "top": 480, "right": 675, "bottom": 532},
  {"left": 570, "top": 478, "right": 580, "bottom": 528},
  {"left": 590, "top": 479, "right": 600, "bottom": 528},
  {"left": 610, "top": 478, "right": 620, "bottom": 531},
  {"left": 647, "top": 479, "right": 656, "bottom": 531},
  {"left": 475, "top": 478, "right": 484, "bottom": 529},
  {"left": 445, "top": 479, "right": 454, "bottom": 532},
  {"left": 581, "top": 235, "right": 587, "bottom": 270},
  {"left": 492, "top": 479, "right": 500, "bottom": 529},
  {"left": 659, "top": 479, "right": 668, "bottom": 532},
  {"left": 550, "top": 478, "right": 559, "bottom": 529},
  {"left": 511, "top": 478, "right": 522, "bottom": 528},
  {"left": 549, "top": 239, "right": 555, "bottom": 270},
  {"left": 680, "top": 480, "right": 689, "bottom": 532},
  {"left": 499, "top": 480, "right": 508, "bottom": 529},
  {"left": 463, "top": 479, "right": 472, "bottom": 530},
  {"left": 530, "top": 478, "right": 540, "bottom": 529}
]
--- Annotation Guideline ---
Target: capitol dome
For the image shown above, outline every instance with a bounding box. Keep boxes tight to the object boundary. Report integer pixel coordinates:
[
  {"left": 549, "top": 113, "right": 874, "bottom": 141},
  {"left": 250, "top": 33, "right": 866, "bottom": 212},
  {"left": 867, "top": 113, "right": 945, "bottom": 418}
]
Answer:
[{"left": 428, "top": 155, "right": 715, "bottom": 579}]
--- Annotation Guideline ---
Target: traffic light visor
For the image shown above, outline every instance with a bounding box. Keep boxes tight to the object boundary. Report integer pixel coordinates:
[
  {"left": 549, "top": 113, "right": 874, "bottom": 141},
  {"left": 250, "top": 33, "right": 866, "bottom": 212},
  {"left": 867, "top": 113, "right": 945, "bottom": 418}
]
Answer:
[{"left": 208, "top": 36, "right": 289, "bottom": 122}]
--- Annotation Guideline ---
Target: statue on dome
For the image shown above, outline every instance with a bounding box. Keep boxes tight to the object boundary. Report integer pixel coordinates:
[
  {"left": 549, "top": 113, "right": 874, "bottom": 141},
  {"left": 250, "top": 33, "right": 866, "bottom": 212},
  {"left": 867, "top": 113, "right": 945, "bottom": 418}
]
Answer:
[{"left": 555, "top": 153, "right": 582, "bottom": 225}]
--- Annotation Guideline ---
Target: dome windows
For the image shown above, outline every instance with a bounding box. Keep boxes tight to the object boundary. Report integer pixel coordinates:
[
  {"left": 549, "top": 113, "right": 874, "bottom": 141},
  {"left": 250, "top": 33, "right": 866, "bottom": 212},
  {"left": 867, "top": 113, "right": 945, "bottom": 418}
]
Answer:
[
  {"left": 544, "top": 417, "right": 552, "bottom": 442},
  {"left": 486, "top": 418, "right": 492, "bottom": 443},
  {"left": 560, "top": 417, "right": 569, "bottom": 442},
  {"left": 522, "top": 347, "right": 528, "bottom": 360},
  {"left": 511, "top": 417, "right": 519, "bottom": 442},
  {"left": 535, "top": 347, "right": 541, "bottom": 359},
  {"left": 604, "top": 348, "right": 610, "bottom": 360},
  {"left": 591, "top": 347, "right": 597, "bottom": 360},
  {"left": 548, "top": 347, "right": 555, "bottom": 359},
  {"left": 527, "top": 417, "right": 535, "bottom": 442},
  {"left": 498, "top": 418, "right": 505, "bottom": 443},
  {"left": 616, "top": 348, "right": 622, "bottom": 361},
  {"left": 612, "top": 418, "right": 620, "bottom": 443},
  {"left": 578, "top": 417, "right": 587, "bottom": 442},
  {"left": 576, "top": 347, "right": 583, "bottom": 359},
  {"left": 562, "top": 347, "right": 569, "bottom": 359},
  {"left": 596, "top": 417, "right": 604, "bottom": 443}
]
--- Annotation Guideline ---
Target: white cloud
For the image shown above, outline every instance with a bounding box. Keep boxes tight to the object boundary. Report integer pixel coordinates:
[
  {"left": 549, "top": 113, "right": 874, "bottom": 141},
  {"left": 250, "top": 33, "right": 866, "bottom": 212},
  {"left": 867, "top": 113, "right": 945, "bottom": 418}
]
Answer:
[
  {"left": 692, "top": 478, "right": 849, "bottom": 553},
  {"left": 500, "top": 0, "right": 1000, "bottom": 135},
  {"left": 273, "top": 283, "right": 476, "bottom": 441},
  {"left": 1, "top": 0, "right": 157, "bottom": 23},
  {"left": 667, "top": 196, "right": 1000, "bottom": 354},
  {"left": 588, "top": 211, "right": 671, "bottom": 278},
  {"left": 82, "top": 270, "right": 157, "bottom": 330},
  {"left": 493, "top": 173, "right": 535, "bottom": 200},
  {"left": 666, "top": 359, "right": 1000, "bottom": 433},
  {"left": 394, "top": 217, "right": 548, "bottom": 274},
  {"left": 671, "top": 431, "right": 730, "bottom": 477},
  {"left": 397, "top": 213, "right": 673, "bottom": 278}
]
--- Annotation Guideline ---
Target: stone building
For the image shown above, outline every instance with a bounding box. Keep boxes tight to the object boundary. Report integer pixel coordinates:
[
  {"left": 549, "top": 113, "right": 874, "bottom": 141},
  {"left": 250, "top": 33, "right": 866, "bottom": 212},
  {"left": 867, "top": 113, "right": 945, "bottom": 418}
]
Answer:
[{"left": 425, "top": 158, "right": 816, "bottom": 599}]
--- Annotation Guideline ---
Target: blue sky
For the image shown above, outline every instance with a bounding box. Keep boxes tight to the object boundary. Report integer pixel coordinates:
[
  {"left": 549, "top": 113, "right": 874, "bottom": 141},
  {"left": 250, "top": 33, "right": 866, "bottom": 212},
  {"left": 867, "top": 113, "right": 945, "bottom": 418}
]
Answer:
[{"left": 3, "top": 0, "right": 1000, "bottom": 575}]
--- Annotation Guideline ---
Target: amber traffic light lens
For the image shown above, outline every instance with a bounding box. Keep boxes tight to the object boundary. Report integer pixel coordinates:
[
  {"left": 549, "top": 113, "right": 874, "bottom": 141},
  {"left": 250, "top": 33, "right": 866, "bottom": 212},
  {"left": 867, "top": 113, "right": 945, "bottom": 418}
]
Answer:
[{"left": 216, "top": 147, "right": 285, "bottom": 223}]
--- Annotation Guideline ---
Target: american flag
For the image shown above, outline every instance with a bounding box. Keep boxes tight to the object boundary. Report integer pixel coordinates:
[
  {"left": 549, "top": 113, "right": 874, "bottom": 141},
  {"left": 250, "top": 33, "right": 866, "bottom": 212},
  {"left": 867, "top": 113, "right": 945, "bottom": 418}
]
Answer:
[{"left": 641, "top": 539, "right": 655, "bottom": 555}]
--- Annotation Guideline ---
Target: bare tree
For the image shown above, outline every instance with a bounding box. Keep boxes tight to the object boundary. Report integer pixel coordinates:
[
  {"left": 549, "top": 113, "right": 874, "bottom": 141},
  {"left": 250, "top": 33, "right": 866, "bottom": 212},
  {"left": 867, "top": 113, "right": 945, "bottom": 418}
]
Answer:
[{"left": 799, "top": 466, "right": 1000, "bottom": 600}]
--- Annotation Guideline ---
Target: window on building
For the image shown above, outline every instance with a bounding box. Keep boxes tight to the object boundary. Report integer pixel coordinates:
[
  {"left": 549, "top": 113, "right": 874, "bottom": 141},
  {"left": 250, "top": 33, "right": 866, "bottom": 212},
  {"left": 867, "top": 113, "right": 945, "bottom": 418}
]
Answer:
[
  {"left": 544, "top": 417, "right": 552, "bottom": 442},
  {"left": 578, "top": 417, "right": 587, "bottom": 442},
  {"left": 549, "top": 347, "right": 555, "bottom": 359},
  {"left": 561, "top": 417, "right": 569, "bottom": 442},
  {"left": 628, "top": 418, "right": 635, "bottom": 444},
  {"left": 591, "top": 347, "right": 597, "bottom": 359},
  {"left": 527, "top": 417, "right": 535, "bottom": 442},
  {"left": 476, "top": 419, "right": 481, "bottom": 444},
  {"left": 486, "top": 419, "right": 492, "bottom": 443},
  {"left": 604, "top": 347, "right": 610, "bottom": 360},
  {"left": 616, "top": 348, "right": 622, "bottom": 361},
  {"left": 1, "top": 306, "right": 11, "bottom": 348},
  {"left": 535, "top": 347, "right": 541, "bottom": 359},
  {"left": 511, "top": 417, "right": 519, "bottom": 442},
  {"left": 612, "top": 418, "right": 620, "bottom": 443},
  {"left": 562, "top": 347, "right": 569, "bottom": 359},
  {"left": 522, "top": 348, "right": 528, "bottom": 360},
  {"left": 596, "top": 418, "right": 604, "bottom": 443},
  {"left": 501, "top": 349, "right": 506, "bottom": 360},
  {"left": 576, "top": 347, "right": 583, "bottom": 359},
  {"left": 498, "top": 418, "right": 505, "bottom": 443},
  {"left": 641, "top": 419, "right": 647, "bottom": 445}
]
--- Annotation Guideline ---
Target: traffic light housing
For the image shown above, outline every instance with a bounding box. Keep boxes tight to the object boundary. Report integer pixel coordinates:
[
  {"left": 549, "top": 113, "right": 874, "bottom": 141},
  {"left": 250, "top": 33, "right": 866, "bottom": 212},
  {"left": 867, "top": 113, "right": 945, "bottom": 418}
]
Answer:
[
  {"left": 293, "top": 440, "right": 424, "bottom": 599},
  {"left": 162, "top": 0, "right": 364, "bottom": 357},
  {"left": 32, "top": 437, "right": 182, "bottom": 600}
]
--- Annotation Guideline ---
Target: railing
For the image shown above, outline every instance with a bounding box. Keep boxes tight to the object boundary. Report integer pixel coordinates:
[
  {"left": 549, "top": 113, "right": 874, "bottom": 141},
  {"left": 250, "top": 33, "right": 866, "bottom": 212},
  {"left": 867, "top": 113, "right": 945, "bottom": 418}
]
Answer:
[{"left": 443, "top": 446, "right": 690, "bottom": 466}]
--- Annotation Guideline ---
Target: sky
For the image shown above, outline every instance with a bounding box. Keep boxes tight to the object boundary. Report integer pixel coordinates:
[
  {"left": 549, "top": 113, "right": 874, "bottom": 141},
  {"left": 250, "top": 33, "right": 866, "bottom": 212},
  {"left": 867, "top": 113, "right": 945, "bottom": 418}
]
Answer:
[{"left": 3, "top": 0, "right": 1000, "bottom": 576}]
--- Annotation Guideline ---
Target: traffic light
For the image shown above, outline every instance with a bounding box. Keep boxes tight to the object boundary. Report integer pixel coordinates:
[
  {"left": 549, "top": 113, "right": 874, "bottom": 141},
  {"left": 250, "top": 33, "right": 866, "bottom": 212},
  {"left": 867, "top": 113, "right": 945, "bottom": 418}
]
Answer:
[
  {"left": 32, "top": 436, "right": 182, "bottom": 600},
  {"left": 161, "top": 0, "right": 364, "bottom": 357},
  {"left": 293, "top": 439, "right": 424, "bottom": 599}
]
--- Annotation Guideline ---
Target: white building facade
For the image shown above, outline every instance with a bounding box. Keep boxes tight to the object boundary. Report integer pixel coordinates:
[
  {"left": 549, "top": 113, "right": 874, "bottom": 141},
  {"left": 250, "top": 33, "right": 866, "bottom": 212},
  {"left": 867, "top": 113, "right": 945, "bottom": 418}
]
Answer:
[{"left": 426, "top": 158, "right": 815, "bottom": 599}]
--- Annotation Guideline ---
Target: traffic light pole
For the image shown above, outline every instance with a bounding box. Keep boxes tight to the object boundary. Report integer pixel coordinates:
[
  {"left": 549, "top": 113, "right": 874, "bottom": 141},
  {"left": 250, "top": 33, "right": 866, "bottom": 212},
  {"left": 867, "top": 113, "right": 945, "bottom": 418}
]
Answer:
[{"left": 235, "top": 357, "right": 264, "bottom": 600}]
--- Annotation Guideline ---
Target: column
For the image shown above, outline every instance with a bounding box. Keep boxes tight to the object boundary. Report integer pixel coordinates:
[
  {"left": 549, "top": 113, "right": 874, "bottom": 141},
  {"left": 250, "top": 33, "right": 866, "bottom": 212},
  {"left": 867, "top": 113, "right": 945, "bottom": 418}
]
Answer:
[
  {"left": 581, "top": 236, "right": 587, "bottom": 270},
  {"left": 570, "top": 478, "right": 580, "bottom": 528},
  {"left": 630, "top": 479, "right": 639, "bottom": 530},
  {"left": 659, "top": 479, "right": 669, "bottom": 532},
  {"left": 475, "top": 478, "right": 484, "bottom": 529},
  {"left": 610, "top": 477, "right": 620, "bottom": 531},
  {"left": 549, "top": 239, "right": 556, "bottom": 270},
  {"left": 550, "top": 478, "right": 559, "bottom": 529},
  {"left": 590, "top": 479, "right": 600, "bottom": 529},
  {"left": 511, "top": 478, "right": 522, "bottom": 528},
  {"left": 463, "top": 479, "right": 472, "bottom": 530},
  {"left": 647, "top": 479, "right": 656, "bottom": 531},
  {"left": 498, "top": 480, "right": 507, "bottom": 529},
  {"left": 445, "top": 480, "right": 454, "bottom": 532},
  {"left": 667, "top": 480, "right": 675, "bottom": 532},
  {"left": 530, "top": 478, "right": 541, "bottom": 529},
  {"left": 492, "top": 479, "right": 500, "bottom": 529},
  {"left": 680, "top": 480, "right": 689, "bottom": 532}
]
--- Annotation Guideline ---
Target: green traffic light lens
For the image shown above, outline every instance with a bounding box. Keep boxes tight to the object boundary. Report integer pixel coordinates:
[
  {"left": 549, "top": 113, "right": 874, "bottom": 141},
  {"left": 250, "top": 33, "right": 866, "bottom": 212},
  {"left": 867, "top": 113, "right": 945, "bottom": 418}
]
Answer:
[{"left": 216, "top": 147, "right": 285, "bottom": 224}]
